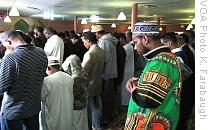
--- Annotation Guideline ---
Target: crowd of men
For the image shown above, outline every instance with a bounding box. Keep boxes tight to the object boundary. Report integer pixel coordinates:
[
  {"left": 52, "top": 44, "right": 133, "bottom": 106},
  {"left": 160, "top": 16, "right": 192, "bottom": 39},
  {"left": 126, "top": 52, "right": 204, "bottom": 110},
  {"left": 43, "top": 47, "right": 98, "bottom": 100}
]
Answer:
[{"left": 0, "top": 22, "right": 195, "bottom": 130}]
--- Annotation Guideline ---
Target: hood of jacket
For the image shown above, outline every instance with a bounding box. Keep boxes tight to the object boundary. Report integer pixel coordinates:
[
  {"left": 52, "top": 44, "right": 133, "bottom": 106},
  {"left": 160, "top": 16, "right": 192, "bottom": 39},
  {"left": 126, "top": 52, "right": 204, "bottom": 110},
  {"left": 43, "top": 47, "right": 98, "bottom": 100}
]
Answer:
[
  {"left": 100, "top": 33, "right": 118, "bottom": 46},
  {"left": 62, "top": 54, "right": 82, "bottom": 75}
]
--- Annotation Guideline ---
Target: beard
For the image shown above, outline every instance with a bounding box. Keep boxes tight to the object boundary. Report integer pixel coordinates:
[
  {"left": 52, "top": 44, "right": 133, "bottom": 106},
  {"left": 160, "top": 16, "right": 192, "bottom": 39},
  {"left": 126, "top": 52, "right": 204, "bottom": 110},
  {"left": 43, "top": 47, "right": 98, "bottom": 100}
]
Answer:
[
  {"left": 136, "top": 39, "right": 150, "bottom": 54},
  {"left": 141, "top": 43, "right": 150, "bottom": 54}
]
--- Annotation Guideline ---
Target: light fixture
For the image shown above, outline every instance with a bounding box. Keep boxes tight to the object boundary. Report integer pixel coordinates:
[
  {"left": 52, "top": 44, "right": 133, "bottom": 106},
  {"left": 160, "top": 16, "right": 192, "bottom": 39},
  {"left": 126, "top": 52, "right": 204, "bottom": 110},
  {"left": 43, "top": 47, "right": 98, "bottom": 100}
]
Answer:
[
  {"left": 50, "top": 17, "right": 54, "bottom": 20},
  {"left": 159, "top": 27, "right": 163, "bottom": 31},
  {"left": 128, "top": 26, "right": 132, "bottom": 30},
  {"left": 90, "top": 15, "right": 99, "bottom": 23},
  {"left": 43, "top": 10, "right": 55, "bottom": 20},
  {"left": 186, "top": 24, "right": 193, "bottom": 30},
  {"left": 117, "top": 11, "right": 126, "bottom": 20},
  {"left": 4, "top": 16, "right": 12, "bottom": 22},
  {"left": 81, "top": 18, "right": 87, "bottom": 24},
  {"left": 111, "top": 23, "right": 116, "bottom": 28},
  {"left": 9, "top": 0, "right": 20, "bottom": 16},
  {"left": 9, "top": 6, "right": 20, "bottom": 16},
  {"left": 191, "top": 18, "right": 195, "bottom": 24},
  {"left": 4, "top": 7, "right": 11, "bottom": 22},
  {"left": 91, "top": 25, "right": 95, "bottom": 28},
  {"left": 180, "top": 25, "right": 185, "bottom": 28}
]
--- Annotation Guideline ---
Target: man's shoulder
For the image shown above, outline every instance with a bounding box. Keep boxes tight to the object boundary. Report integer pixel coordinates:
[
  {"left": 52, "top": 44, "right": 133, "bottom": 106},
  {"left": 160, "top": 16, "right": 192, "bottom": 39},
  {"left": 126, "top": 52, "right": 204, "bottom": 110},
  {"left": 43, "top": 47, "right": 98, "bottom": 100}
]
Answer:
[
  {"left": 1, "top": 53, "right": 15, "bottom": 62},
  {"left": 50, "top": 71, "right": 72, "bottom": 78},
  {"left": 35, "top": 47, "right": 47, "bottom": 55},
  {"left": 90, "top": 45, "right": 104, "bottom": 55},
  {"left": 152, "top": 52, "right": 180, "bottom": 67},
  {"left": 48, "top": 35, "right": 63, "bottom": 42}
]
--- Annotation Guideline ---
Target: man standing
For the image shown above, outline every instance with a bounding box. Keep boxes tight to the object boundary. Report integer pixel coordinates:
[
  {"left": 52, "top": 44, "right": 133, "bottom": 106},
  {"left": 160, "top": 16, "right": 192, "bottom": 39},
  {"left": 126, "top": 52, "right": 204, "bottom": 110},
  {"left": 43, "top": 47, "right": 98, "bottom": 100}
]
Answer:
[
  {"left": 91, "top": 25, "right": 118, "bottom": 123},
  {"left": 62, "top": 54, "right": 89, "bottom": 130},
  {"left": 161, "top": 33, "right": 195, "bottom": 130},
  {"left": 0, "top": 30, "right": 48, "bottom": 130},
  {"left": 161, "top": 32, "right": 187, "bottom": 63},
  {"left": 34, "top": 26, "right": 47, "bottom": 49},
  {"left": 44, "top": 27, "right": 64, "bottom": 64},
  {"left": 40, "top": 56, "right": 74, "bottom": 130},
  {"left": 81, "top": 32, "right": 105, "bottom": 130},
  {"left": 124, "top": 22, "right": 182, "bottom": 130}
]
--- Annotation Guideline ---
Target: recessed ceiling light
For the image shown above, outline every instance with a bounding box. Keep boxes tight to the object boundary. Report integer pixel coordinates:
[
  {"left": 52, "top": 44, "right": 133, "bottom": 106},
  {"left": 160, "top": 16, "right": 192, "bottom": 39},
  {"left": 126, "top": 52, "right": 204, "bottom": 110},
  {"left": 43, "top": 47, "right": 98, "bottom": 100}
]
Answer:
[{"left": 180, "top": 25, "right": 185, "bottom": 28}]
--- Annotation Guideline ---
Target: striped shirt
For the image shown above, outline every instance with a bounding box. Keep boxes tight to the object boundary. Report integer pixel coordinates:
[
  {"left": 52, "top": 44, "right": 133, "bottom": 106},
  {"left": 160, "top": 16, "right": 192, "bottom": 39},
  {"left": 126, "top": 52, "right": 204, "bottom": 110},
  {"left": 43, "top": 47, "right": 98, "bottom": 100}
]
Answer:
[{"left": 0, "top": 44, "right": 48, "bottom": 120}]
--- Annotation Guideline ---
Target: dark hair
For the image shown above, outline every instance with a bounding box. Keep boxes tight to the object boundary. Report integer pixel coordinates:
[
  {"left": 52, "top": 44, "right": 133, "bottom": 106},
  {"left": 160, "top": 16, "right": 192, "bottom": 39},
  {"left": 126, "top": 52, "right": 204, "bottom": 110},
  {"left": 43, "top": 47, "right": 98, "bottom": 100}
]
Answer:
[
  {"left": 64, "top": 31, "right": 70, "bottom": 37},
  {"left": 44, "top": 27, "right": 56, "bottom": 34},
  {"left": 180, "top": 33, "right": 189, "bottom": 43},
  {"left": 147, "top": 34, "right": 160, "bottom": 41},
  {"left": 17, "top": 30, "right": 32, "bottom": 44},
  {"left": 35, "top": 26, "right": 44, "bottom": 33},
  {"left": 53, "top": 29, "right": 57, "bottom": 35},
  {"left": 57, "top": 32, "right": 66, "bottom": 39},
  {"left": 70, "top": 30, "right": 75, "bottom": 34},
  {"left": 0, "top": 42, "right": 6, "bottom": 58},
  {"left": 111, "top": 32, "right": 120, "bottom": 40},
  {"left": 6, "top": 30, "right": 22, "bottom": 40},
  {"left": 125, "top": 31, "right": 132, "bottom": 37},
  {"left": 1, "top": 30, "right": 31, "bottom": 44},
  {"left": 71, "top": 34, "right": 80, "bottom": 39},
  {"left": 83, "top": 32, "right": 97, "bottom": 43},
  {"left": 160, "top": 32, "right": 177, "bottom": 43},
  {"left": 184, "top": 30, "right": 194, "bottom": 39},
  {"left": 118, "top": 33, "right": 126, "bottom": 41},
  {"left": 26, "top": 32, "right": 42, "bottom": 47}
]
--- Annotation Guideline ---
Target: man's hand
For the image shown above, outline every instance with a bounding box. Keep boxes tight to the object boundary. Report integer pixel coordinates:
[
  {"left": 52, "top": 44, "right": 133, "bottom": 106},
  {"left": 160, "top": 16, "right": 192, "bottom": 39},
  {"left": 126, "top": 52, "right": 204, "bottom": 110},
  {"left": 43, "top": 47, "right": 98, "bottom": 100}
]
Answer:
[{"left": 126, "top": 77, "right": 139, "bottom": 93}]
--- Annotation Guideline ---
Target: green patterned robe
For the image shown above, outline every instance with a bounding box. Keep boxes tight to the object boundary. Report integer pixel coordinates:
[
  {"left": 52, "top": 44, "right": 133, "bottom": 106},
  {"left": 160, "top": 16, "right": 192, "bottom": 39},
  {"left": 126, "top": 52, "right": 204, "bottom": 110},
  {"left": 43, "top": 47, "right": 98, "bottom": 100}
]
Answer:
[{"left": 125, "top": 52, "right": 182, "bottom": 130}]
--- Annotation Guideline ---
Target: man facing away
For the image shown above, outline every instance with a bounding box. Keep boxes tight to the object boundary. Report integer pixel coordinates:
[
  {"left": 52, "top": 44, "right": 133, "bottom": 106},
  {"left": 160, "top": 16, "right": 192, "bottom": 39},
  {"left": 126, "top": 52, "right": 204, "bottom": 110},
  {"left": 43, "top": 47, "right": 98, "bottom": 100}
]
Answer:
[
  {"left": 124, "top": 22, "right": 182, "bottom": 130},
  {"left": 62, "top": 54, "right": 89, "bottom": 130},
  {"left": 0, "top": 30, "right": 48, "bottom": 130},
  {"left": 91, "top": 25, "right": 118, "bottom": 124},
  {"left": 40, "top": 56, "right": 74, "bottom": 130},
  {"left": 44, "top": 27, "right": 64, "bottom": 64}
]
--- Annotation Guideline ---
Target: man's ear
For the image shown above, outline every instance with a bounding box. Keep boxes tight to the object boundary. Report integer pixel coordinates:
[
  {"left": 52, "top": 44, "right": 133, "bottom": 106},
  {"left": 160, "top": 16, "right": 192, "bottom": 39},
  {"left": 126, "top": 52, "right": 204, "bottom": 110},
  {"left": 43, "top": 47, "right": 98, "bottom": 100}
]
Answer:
[
  {"left": 168, "top": 41, "right": 172, "bottom": 46},
  {"left": 143, "top": 35, "right": 149, "bottom": 43},
  {"left": 47, "top": 66, "right": 51, "bottom": 71},
  {"left": 8, "top": 41, "right": 12, "bottom": 45}
]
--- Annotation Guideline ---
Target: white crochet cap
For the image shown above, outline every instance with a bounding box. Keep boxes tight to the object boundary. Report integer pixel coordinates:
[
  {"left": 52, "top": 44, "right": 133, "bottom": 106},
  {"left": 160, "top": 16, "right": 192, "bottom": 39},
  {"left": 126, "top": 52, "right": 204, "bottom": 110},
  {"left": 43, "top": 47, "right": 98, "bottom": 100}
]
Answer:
[
  {"left": 47, "top": 56, "right": 60, "bottom": 66},
  {"left": 133, "top": 21, "right": 159, "bottom": 36}
]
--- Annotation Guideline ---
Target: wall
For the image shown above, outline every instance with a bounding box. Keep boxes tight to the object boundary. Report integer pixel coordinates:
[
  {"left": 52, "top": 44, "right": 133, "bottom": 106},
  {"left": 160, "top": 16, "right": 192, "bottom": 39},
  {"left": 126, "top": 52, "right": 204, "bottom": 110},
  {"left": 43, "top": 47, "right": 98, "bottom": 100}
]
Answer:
[
  {"left": 0, "top": 16, "right": 188, "bottom": 33},
  {"left": 0, "top": 16, "right": 43, "bottom": 32},
  {"left": 163, "top": 24, "right": 188, "bottom": 33}
]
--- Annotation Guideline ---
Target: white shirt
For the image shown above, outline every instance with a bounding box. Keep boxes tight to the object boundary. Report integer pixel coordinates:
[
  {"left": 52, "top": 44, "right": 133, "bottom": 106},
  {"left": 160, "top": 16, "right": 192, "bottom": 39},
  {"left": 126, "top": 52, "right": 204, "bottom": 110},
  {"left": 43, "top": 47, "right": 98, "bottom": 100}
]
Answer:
[
  {"left": 40, "top": 71, "right": 74, "bottom": 130},
  {"left": 171, "top": 47, "right": 184, "bottom": 63},
  {"left": 44, "top": 35, "right": 64, "bottom": 64}
]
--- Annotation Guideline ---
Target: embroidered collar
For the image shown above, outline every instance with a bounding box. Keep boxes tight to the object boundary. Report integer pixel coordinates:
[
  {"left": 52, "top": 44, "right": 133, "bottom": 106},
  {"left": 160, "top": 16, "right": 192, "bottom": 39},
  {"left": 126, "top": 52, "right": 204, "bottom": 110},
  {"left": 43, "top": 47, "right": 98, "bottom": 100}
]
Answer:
[{"left": 143, "top": 46, "right": 171, "bottom": 60}]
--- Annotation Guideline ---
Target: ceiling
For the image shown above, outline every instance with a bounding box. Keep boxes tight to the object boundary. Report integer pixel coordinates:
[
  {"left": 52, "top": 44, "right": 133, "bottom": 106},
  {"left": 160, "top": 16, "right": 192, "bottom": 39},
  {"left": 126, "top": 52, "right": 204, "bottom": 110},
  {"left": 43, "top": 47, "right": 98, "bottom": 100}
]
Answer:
[{"left": 0, "top": 0, "right": 195, "bottom": 25}]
